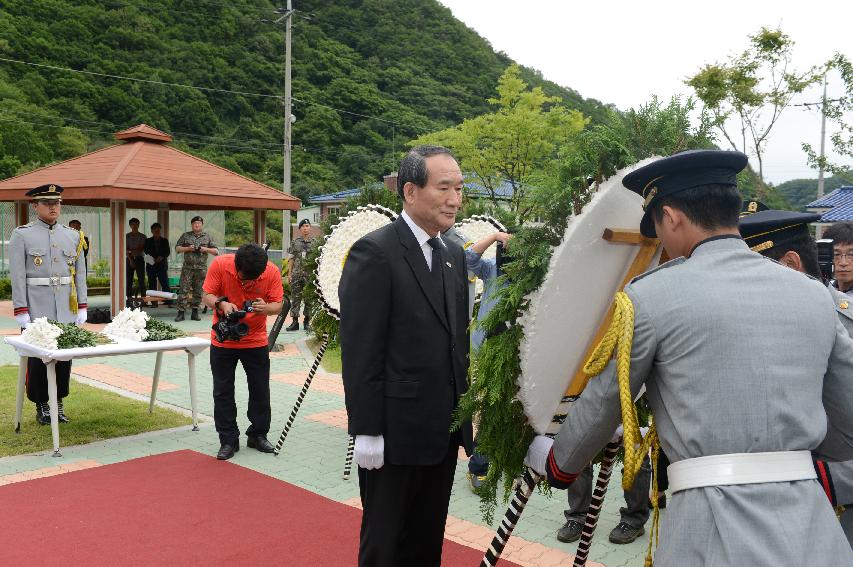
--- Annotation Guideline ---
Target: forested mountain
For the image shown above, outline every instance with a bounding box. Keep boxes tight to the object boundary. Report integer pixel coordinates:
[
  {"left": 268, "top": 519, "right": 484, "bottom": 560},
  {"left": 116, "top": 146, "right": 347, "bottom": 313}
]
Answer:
[
  {"left": 774, "top": 174, "right": 853, "bottom": 210},
  {"left": 0, "top": 0, "right": 610, "bottom": 202}
]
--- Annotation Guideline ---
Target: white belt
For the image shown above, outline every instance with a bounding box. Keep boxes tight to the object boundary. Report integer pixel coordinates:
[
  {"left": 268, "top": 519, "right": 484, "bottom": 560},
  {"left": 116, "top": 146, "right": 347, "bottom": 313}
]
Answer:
[
  {"left": 27, "top": 276, "right": 72, "bottom": 286},
  {"left": 668, "top": 451, "right": 815, "bottom": 494}
]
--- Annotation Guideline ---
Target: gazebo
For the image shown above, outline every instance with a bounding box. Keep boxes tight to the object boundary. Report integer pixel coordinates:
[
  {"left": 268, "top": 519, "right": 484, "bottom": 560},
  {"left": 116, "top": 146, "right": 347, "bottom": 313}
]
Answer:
[{"left": 0, "top": 124, "right": 300, "bottom": 314}]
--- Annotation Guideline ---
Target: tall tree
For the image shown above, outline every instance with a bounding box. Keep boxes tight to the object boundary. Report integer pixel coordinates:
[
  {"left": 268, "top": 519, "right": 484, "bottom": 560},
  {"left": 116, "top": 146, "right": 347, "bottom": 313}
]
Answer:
[
  {"left": 687, "top": 27, "right": 820, "bottom": 191},
  {"left": 412, "top": 65, "right": 587, "bottom": 224},
  {"left": 801, "top": 53, "right": 853, "bottom": 176}
]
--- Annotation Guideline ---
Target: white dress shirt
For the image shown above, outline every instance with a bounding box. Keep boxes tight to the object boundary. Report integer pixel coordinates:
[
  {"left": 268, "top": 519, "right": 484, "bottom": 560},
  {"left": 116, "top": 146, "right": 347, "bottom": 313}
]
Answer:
[{"left": 401, "top": 210, "right": 445, "bottom": 271}]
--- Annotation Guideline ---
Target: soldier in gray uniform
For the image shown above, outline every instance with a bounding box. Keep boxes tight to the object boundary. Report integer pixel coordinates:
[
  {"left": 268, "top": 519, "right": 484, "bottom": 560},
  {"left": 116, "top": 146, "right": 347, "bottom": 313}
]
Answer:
[
  {"left": 285, "top": 219, "right": 316, "bottom": 332},
  {"left": 10, "top": 184, "right": 88, "bottom": 425},
  {"left": 740, "top": 207, "right": 853, "bottom": 549},
  {"left": 174, "top": 215, "right": 218, "bottom": 322},
  {"left": 524, "top": 150, "right": 853, "bottom": 565}
]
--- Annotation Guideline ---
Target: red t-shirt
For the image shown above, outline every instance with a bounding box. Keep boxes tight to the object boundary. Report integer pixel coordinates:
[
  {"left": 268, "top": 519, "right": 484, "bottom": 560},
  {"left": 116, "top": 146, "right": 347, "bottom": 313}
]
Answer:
[{"left": 202, "top": 255, "right": 284, "bottom": 349}]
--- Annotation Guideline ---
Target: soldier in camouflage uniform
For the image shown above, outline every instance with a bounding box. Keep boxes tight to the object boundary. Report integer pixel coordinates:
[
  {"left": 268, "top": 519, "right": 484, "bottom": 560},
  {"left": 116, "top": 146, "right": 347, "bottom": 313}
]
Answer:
[
  {"left": 10, "top": 184, "right": 88, "bottom": 425},
  {"left": 174, "top": 215, "right": 218, "bottom": 322},
  {"left": 285, "top": 219, "right": 316, "bottom": 331}
]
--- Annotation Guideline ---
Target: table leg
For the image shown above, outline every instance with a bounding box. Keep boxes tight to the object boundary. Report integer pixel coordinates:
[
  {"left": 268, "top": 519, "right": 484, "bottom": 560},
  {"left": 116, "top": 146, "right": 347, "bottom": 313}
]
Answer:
[
  {"left": 14, "top": 356, "right": 26, "bottom": 433},
  {"left": 187, "top": 352, "right": 199, "bottom": 431},
  {"left": 149, "top": 351, "right": 163, "bottom": 414},
  {"left": 46, "top": 360, "right": 61, "bottom": 457}
]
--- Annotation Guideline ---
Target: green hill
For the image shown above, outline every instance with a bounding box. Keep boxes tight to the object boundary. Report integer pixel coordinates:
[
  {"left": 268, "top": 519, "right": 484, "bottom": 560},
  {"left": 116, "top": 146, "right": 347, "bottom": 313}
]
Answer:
[
  {"left": 0, "top": 0, "right": 609, "bottom": 202},
  {"left": 775, "top": 173, "right": 853, "bottom": 210}
]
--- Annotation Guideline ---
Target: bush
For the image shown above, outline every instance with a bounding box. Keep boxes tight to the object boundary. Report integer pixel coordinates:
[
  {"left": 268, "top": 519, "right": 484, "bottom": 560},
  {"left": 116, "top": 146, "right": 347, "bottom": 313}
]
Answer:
[{"left": 0, "top": 278, "right": 10, "bottom": 300}]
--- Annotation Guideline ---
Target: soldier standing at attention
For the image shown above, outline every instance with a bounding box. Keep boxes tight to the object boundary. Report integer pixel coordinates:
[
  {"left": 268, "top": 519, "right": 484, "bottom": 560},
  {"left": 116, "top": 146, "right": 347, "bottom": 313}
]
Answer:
[
  {"left": 10, "top": 184, "right": 88, "bottom": 425},
  {"left": 524, "top": 150, "right": 853, "bottom": 565},
  {"left": 285, "top": 218, "right": 316, "bottom": 332},
  {"left": 174, "top": 215, "right": 218, "bottom": 322}
]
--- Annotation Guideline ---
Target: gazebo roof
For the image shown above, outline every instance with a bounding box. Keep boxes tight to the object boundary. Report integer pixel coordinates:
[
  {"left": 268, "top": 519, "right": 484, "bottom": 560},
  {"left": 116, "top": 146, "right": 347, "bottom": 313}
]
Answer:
[{"left": 0, "top": 124, "right": 300, "bottom": 211}]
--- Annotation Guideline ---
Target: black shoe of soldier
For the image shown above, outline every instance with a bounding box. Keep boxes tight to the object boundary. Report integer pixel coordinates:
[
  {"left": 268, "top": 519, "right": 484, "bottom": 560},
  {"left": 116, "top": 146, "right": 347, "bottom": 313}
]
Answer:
[
  {"left": 608, "top": 522, "right": 645, "bottom": 544},
  {"left": 557, "top": 519, "right": 583, "bottom": 543},
  {"left": 247, "top": 435, "right": 275, "bottom": 453},
  {"left": 304, "top": 321, "right": 312, "bottom": 333},
  {"left": 35, "top": 402, "right": 50, "bottom": 426},
  {"left": 174, "top": 311, "right": 185, "bottom": 322},
  {"left": 216, "top": 443, "right": 239, "bottom": 460},
  {"left": 285, "top": 321, "right": 299, "bottom": 331},
  {"left": 57, "top": 400, "right": 70, "bottom": 423},
  {"left": 191, "top": 309, "right": 200, "bottom": 321}
]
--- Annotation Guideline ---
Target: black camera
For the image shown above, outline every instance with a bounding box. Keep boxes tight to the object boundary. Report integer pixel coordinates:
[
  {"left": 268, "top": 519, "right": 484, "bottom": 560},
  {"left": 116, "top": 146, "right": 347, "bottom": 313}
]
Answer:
[
  {"left": 212, "top": 298, "right": 252, "bottom": 342},
  {"left": 817, "top": 238, "right": 834, "bottom": 284},
  {"left": 193, "top": 244, "right": 202, "bottom": 253}
]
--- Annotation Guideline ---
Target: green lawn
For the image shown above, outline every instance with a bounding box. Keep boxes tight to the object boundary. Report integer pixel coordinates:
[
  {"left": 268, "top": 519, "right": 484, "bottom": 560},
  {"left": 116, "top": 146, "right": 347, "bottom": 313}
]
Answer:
[
  {"left": 0, "top": 365, "right": 192, "bottom": 457},
  {"left": 307, "top": 337, "right": 342, "bottom": 374}
]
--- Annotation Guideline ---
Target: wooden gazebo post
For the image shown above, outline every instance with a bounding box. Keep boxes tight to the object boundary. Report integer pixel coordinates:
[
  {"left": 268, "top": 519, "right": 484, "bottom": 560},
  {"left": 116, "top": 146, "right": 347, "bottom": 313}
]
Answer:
[
  {"left": 254, "top": 209, "right": 267, "bottom": 246},
  {"left": 110, "top": 200, "right": 127, "bottom": 315}
]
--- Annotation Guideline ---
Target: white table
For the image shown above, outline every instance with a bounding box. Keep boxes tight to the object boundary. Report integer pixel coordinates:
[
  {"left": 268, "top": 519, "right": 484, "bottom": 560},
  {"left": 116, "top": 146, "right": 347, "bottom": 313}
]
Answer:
[{"left": 4, "top": 335, "right": 211, "bottom": 457}]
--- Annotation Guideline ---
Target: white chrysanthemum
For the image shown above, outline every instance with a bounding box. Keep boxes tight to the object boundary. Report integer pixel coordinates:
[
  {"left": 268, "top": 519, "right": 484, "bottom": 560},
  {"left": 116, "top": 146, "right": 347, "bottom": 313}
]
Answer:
[
  {"left": 103, "top": 308, "right": 150, "bottom": 342},
  {"left": 22, "top": 317, "right": 63, "bottom": 350},
  {"left": 315, "top": 205, "right": 397, "bottom": 319}
]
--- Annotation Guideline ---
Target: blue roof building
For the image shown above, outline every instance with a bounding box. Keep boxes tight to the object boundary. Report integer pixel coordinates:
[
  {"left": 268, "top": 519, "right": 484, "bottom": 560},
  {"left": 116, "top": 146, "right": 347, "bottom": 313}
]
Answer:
[{"left": 805, "top": 186, "right": 853, "bottom": 222}]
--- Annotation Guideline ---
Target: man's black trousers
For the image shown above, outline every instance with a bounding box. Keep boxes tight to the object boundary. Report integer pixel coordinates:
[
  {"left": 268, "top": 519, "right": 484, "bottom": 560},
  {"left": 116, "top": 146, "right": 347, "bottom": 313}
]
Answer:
[
  {"left": 210, "top": 345, "right": 271, "bottom": 445},
  {"left": 126, "top": 256, "right": 146, "bottom": 298},
  {"left": 26, "top": 358, "right": 71, "bottom": 403},
  {"left": 357, "top": 437, "right": 460, "bottom": 567}
]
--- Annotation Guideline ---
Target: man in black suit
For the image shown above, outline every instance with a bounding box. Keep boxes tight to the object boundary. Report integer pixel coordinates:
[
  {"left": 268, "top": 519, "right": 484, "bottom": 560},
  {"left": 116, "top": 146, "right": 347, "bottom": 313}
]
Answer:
[{"left": 339, "top": 145, "right": 474, "bottom": 566}]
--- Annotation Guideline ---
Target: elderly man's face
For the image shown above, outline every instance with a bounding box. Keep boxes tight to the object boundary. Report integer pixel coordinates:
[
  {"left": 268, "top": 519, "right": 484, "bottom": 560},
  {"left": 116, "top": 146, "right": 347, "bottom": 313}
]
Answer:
[{"left": 403, "top": 154, "right": 463, "bottom": 235}]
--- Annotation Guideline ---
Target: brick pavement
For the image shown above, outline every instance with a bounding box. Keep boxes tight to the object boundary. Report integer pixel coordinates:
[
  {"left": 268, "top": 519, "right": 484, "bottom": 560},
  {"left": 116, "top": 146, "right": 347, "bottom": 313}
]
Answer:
[{"left": 0, "top": 298, "right": 652, "bottom": 566}]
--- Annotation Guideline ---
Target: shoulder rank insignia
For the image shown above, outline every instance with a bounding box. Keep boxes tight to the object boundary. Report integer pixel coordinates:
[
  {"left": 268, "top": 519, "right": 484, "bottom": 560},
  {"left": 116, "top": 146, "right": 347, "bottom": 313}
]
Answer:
[{"left": 840, "top": 300, "right": 849, "bottom": 310}]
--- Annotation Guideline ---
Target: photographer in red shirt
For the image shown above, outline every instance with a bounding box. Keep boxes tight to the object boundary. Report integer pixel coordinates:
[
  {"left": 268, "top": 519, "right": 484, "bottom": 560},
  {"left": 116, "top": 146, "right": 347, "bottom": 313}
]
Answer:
[{"left": 202, "top": 243, "right": 284, "bottom": 460}]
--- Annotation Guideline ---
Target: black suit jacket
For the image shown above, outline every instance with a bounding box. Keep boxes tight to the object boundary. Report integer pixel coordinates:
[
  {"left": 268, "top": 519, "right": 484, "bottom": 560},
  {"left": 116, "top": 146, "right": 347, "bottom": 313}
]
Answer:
[{"left": 339, "top": 216, "right": 474, "bottom": 466}]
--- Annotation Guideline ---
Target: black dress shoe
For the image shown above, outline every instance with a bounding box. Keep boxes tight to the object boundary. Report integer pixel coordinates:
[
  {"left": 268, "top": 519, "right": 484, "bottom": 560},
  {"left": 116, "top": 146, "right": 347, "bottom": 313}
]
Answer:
[
  {"left": 191, "top": 309, "right": 200, "bottom": 321},
  {"left": 174, "top": 311, "right": 185, "bottom": 322},
  {"left": 35, "top": 402, "right": 50, "bottom": 426},
  {"left": 57, "top": 399, "right": 70, "bottom": 423},
  {"left": 285, "top": 321, "right": 299, "bottom": 331},
  {"left": 216, "top": 443, "right": 239, "bottom": 460},
  {"left": 247, "top": 435, "right": 275, "bottom": 453}
]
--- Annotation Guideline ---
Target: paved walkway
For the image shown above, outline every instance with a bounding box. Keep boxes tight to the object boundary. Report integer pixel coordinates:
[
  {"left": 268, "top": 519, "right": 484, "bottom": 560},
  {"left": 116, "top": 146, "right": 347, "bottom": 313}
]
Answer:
[{"left": 0, "top": 297, "right": 654, "bottom": 566}]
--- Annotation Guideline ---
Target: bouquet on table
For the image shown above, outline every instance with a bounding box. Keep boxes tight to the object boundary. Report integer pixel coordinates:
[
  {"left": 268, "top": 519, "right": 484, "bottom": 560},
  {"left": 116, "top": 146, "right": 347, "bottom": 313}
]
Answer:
[
  {"left": 22, "top": 317, "right": 109, "bottom": 350},
  {"left": 104, "top": 308, "right": 186, "bottom": 342}
]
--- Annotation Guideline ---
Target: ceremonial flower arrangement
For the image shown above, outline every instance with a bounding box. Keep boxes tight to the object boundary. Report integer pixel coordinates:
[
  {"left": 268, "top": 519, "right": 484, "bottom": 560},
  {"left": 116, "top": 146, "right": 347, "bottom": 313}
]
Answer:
[
  {"left": 22, "top": 317, "right": 109, "bottom": 350},
  {"left": 314, "top": 204, "right": 397, "bottom": 319},
  {"left": 103, "top": 308, "right": 149, "bottom": 342},
  {"left": 21, "top": 317, "right": 63, "bottom": 350}
]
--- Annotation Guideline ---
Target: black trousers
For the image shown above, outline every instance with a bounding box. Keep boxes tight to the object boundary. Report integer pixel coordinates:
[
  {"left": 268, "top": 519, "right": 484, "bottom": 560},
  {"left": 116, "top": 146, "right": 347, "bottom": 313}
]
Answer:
[
  {"left": 126, "top": 256, "right": 146, "bottom": 298},
  {"left": 210, "top": 345, "right": 271, "bottom": 445},
  {"left": 26, "top": 358, "right": 71, "bottom": 403},
  {"left": 146, "top": 262, "right": 170, "bottom": 295},
  {"left": 357, "top": 438, "right": 459, "bottom": 567}
]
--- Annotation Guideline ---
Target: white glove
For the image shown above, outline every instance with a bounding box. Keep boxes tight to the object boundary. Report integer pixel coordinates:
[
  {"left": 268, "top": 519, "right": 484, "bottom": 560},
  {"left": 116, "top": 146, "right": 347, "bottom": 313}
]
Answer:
[
  {"left": 354, "top": 435, "right": 384, "bottom": 470},
  {"left": 15, "top": 313, "right": 31, "bottom": 328},
  {"left": 75, "top": 309, "right": 88, "bottom": 326},
  {"left": 524, "top": 435, "right": 554, "bottom": 476},
  {"left": 611, "top": 424, "right": 624, "bottom": 443}
]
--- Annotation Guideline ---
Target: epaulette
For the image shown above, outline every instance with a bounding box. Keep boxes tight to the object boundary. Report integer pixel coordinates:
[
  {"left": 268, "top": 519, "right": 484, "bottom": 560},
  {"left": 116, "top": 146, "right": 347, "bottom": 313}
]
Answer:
[
  {"left": 630, "top": 256, "right": 686, "bottom": 284},
  {"left": 16, "top": 222, "right": 34, "bottom": 229}
]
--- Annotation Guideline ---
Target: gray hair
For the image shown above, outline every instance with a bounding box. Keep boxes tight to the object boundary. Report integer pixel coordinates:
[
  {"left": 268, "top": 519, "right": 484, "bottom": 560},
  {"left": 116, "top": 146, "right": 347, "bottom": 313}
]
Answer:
[{"left": 397, "top": 145, "right": 456, "bottom": 199}]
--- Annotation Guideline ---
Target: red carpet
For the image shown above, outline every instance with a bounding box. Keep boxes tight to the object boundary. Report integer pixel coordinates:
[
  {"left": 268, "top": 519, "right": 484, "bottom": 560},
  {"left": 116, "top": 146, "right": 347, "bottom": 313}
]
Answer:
[{"left": 0, "top": 450, "right": 518, "bottom": 566}]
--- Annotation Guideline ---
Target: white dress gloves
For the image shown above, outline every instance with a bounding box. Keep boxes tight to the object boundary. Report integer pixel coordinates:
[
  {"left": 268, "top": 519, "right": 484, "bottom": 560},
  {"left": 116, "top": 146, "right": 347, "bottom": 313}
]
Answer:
[
  {"left": 15, "top": 313, "right": 31, "bottom": 328},
  {"left": 75, "top": 309, "right": 88, "bottom": 326},
  {"left": 354, "top": 434, "right": 385, "bottom": 470},
  {"left": 524, "top": 435, "right": 554, "bottom": 476}
]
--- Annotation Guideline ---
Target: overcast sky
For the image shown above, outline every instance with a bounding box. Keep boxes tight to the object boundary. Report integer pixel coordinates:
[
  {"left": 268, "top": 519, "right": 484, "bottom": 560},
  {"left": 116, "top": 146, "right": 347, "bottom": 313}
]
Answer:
[{"left": 439, "top": 0, "right": 852, "bottom": 185}]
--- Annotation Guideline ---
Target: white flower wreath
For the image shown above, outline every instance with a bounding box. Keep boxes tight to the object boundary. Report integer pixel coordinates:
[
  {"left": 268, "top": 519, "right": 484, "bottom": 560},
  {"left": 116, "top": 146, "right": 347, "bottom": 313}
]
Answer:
[
  {"left": 103, "top": 308, "right": 150, "bottom": 342},
  {"left": 315, "top": 204, "right": 397, "bottom": 319}
]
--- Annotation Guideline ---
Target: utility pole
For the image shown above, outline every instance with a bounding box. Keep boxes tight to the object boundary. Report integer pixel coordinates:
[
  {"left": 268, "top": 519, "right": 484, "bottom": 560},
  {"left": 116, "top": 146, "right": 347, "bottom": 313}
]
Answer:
[
  {"left": 275, "top": 2, "right": 294, "bottom": 256},
  {"left": 816, "top": 74, "right": 828, "bottom": 239}
]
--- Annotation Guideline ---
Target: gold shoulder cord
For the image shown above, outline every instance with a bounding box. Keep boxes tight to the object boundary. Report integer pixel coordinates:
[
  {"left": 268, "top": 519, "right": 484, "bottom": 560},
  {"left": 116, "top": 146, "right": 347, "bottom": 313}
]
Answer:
[
  {"left": 583, "top": 291, "right": 661, "bottom": 567},
  {"left": 68, "top": 229, "right": 86, "bottom": 314}
]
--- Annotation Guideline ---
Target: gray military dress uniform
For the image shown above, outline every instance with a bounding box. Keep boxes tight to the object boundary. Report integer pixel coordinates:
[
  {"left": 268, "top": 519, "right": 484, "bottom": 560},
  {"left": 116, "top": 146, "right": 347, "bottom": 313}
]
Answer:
[
  {"left": 550, "top": 237, "right": 853, "bottom": 565},
  {"left": 10, "top": 217, "right": 88, "bottom": 402}
]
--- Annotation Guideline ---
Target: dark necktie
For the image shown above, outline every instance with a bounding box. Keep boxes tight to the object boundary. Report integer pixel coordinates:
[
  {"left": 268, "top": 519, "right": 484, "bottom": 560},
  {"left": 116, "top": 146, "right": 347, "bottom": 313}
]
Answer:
[{"left": 427, "top": 237, "right": 445, "bottom": 295}]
